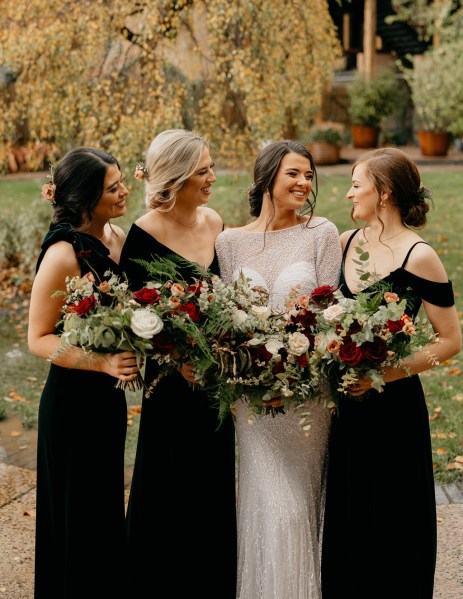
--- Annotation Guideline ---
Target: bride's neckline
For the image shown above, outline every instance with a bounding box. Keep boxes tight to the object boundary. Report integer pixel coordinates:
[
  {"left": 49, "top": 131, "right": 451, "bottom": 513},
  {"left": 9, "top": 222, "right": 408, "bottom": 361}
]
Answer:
[{"left": 239, "top": 218, "right": 317, "bottom": 234}]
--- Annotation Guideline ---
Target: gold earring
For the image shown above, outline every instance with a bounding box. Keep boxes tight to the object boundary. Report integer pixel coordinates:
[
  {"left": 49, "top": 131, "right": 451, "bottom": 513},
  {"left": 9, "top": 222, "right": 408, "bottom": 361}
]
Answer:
[{"left": 380, "top": 201, "right": 387, "bottom": 208}]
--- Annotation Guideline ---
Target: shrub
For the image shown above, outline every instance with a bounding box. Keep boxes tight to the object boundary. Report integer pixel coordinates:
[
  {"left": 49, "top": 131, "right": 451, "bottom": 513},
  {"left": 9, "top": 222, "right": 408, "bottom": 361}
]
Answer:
[
  {"left": 402, "top": 40, "right": 463, "bottom": 136},
  {"left": 347, "top": 70, "right": 406, "bottom": 128}
]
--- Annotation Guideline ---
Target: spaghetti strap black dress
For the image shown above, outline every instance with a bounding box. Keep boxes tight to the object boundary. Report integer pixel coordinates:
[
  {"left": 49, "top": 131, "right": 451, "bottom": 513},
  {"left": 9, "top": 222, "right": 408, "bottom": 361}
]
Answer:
[
  {"left": 321, "top": 230, "right": 455, "bottom": 599},
  {"left": 34, "top": 223, "right": 128, "bottom": 599},
  {"left": 120, "top": 223, "right": 237, "bottom": 599}
]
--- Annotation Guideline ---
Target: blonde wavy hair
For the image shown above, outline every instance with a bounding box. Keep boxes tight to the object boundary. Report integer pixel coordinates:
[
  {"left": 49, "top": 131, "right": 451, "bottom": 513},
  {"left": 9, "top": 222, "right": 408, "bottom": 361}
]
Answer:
[{"left": 143, "top": 129, "right": 208, "bottom": 210}]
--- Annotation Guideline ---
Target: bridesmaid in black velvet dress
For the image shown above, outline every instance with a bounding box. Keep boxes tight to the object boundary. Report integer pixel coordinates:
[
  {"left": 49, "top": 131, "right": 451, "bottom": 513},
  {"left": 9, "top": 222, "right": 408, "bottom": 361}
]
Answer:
[
  {"left": 120, "top": 129, "right": 237, "bottom": 598},
  {"left": 28, "top": 147, "right": 141, "bottom": 599},
  {"left": 321, "top": 148, "right": 461, "bottom": 599}
]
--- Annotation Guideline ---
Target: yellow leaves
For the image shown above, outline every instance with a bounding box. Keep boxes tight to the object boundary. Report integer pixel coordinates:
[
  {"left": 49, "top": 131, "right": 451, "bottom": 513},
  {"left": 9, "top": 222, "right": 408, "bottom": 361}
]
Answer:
[
  {"left": 431, "top": 431, "right": 457, "bottom": 440},
  {"left": 127, "top": 405, "right": 141, "bottom": 427},
  {"left": 3, "top": 389, "right": 28, "bottom": 403},
  {"left": 446, "top": 456, "right": 463, "bottom": 471},
  {"left": 429, "top": 406, "right": 442, "bottom": 421}
]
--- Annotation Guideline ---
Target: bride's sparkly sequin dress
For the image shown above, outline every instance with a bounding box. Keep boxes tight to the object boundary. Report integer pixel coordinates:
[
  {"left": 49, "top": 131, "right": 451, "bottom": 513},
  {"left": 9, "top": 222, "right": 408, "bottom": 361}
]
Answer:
[{"left": 216, "top": 218, "right": 342, "bottom": 599}]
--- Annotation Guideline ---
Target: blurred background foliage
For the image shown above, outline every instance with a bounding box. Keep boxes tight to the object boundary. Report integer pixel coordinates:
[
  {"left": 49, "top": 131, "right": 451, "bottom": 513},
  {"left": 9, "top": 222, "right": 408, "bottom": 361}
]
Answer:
[{"left": 0, "top": 0, "right": 341, "bottom": 172}]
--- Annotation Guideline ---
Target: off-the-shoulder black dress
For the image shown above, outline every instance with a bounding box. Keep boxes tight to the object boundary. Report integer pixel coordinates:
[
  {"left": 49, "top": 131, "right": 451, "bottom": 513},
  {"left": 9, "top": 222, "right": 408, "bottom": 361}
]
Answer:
[
  {"left": 120, "top": 223, "right": 237, "bottom": 599},
  {"left": 34, "top": 223, "right": 127, "bottom": 599},
  {"left": 321, "top": 230, "right": 455, "bottom": 599}
]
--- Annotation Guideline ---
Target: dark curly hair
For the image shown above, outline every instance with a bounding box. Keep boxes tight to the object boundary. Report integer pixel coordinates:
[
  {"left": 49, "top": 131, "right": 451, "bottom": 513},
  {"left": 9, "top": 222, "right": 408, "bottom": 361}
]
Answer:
[
  {"left": 248, "top": 140, "right": 318, "bottom": 219},
  {"left": 353, "top": 147, "right": 431, "bottom": 228},
  {"left": 51, "top": 147, "right": 120, "bottom": 227}
]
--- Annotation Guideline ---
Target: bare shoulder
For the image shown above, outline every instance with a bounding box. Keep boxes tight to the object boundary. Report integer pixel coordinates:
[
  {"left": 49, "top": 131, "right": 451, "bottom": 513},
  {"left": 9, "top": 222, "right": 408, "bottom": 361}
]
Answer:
[
  {"left": 135, "top": 210, "right": 166, "bottom": 238},
  {"left": 405, "top": 239, "right": 449, "bottom": 282},
  {"left": 202, "top": 206, "right": 223, "bottom": 234},
  {"left": 339, "top": 228, "right": 358, "bottom": 250},
  {"left": 111, "top": 223, "right": 127, "bottom": 241},
  {"left": 35, "top": 241, "right": 80, "bottom": 284}
]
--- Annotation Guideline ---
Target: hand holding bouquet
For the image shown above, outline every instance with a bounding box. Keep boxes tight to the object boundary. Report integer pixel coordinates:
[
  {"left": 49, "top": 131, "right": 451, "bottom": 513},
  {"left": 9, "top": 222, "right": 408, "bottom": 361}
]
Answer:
[
  {"left": 53, "top": 269, "right": 166, "bottom": 391},
  {"left": 301, "top": 284, "right": 437, "bottom": 403}
]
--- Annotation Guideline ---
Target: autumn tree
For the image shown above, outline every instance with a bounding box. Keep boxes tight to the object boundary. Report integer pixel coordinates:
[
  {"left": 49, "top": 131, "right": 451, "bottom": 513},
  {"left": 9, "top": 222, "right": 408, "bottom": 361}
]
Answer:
[{"left": 0, "top": 0, "right": 340, "bottom": 169}]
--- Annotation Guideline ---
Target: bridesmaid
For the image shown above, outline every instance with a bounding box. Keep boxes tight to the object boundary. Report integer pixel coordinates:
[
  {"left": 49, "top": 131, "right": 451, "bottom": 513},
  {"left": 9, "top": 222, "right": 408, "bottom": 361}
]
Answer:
[
  {"left": 120, "top": 129, "right": 237, "bottom": 598},
  {"left": 322, "top": 147, "right": 462, "bottom": 599},
  {"left": 28, "top": 147, "right": 140, "bottom": 599}
]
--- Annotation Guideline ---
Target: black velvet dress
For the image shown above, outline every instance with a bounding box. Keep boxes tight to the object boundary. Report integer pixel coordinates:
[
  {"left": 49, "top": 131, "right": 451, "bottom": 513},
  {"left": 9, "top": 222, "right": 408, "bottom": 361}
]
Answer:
[
  {"left": 120, "top": 223, "right": 237, "bottom": 598},
  {"left": 34, "top": 223, "right": 128, "bottom": 599},
  {"left": 321, "top": 231, "right": 455, "bottom": 599}
]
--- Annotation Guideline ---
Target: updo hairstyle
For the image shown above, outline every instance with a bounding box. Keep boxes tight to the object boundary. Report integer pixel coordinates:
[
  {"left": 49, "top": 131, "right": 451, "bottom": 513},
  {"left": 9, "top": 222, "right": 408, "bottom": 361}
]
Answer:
[
  {"left": 143, "top": 129, "right": 208, "bottom": 210},
  {"left": 52, "top": 147, "right": 119, "bottom": 227},
  {"left": 248, "top": 140, "right": 318, "bottom": 218},
  {"left": 354, "top": 147, "right": 430, "bottom": 228}
]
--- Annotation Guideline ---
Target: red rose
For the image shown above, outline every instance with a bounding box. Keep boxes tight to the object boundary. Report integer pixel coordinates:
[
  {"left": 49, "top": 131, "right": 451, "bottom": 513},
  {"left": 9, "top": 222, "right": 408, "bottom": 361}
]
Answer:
[
  {"left": 297, "top": 354, "right": 308, "bottom": 368},
  {"left": 310, "top": 285, "right": 337, "bottom": 307},
  {"left": 249, "top": 345, "right": 273, "bottom": 364},
  {"left": 386, "top": 319, "right": 403, "bottom": 334},
  {"left": 134, "top": 287, "right": 161, "bottom": 304},
  {"left": 362, "top": 336, "right": 388, "bottom": 364},
  {"left": 339, "top": 339, "right": 363, "bottom": 367},
  {"left": 294, "top": 310, "right": 317, "bottom": 330},
  {"left": 75, "top": 294, "right": 97, "bottom": 316},
  {"left": 178, "top": 302, "right": 201, "bottom": 322},
  {"left": 186, "top": 283, "right": 202, "bottom": 296}
]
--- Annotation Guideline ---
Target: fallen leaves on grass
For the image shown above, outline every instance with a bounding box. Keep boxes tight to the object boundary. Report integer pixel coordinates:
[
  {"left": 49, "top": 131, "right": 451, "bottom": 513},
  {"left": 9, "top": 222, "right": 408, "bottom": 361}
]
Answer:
[
  {"left": 446, "top": 456, "right": 463, "bottom": 471},
  {"left": 429, "top": 406, "right": 442, "bottom": 421}
]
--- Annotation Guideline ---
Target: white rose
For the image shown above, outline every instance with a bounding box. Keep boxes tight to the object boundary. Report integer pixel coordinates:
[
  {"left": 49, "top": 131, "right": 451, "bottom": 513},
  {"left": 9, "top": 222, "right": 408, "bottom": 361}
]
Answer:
[
  {"left": 323, "top": 304, "right": 346, "bottom": 323},
  {"left": 287, "top": 331, "right": 310, "bottom": 355},
  {"left": 251, "top": 305, "right": 271, "bottom": 321},
  {"left": 232, "top": 309, "right": 248, "bottom": 326},
  {"left": 265, "top": 337, "right": 284, "bottom": 356},
  {"left": 131, "top": 309, "right": 164, "bottom": 339}
]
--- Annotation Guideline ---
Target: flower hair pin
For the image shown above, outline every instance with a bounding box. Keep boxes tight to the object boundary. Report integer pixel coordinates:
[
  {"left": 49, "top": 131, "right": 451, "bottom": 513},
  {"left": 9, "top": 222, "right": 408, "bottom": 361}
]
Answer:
[
  {"left": 41, "top": 164, "right": 56, "bottom": 203},
  {"left": 134, "top": 163, "right": 148, "bottom": 181},
  {"left": 417, "top": 182, "right": 432, "bottom": 203}
]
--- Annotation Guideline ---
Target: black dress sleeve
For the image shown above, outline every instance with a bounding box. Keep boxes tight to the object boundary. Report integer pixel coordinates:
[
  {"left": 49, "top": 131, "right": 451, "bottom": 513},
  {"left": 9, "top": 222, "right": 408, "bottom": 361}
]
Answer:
[{"left": 397, "top": 270, "right": 455, "bottom": 307}]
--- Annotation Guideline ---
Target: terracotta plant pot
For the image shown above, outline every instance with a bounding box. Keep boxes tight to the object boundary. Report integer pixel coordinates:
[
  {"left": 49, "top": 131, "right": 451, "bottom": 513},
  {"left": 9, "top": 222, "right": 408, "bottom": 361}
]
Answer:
[
  {"left": 351, "top": 125, "right": 379, "bottom": 149},
  {"left": 417, "top": 131, "right": 451, "bottom": 157},
  {"left": 309, "top": 142, "right": 341, "bottom": 166}
]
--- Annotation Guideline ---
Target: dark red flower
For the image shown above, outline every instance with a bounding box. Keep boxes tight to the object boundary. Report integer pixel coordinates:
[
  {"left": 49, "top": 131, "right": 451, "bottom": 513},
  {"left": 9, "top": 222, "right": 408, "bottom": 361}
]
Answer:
[
  {"left": 178, "top": 302, "right": 201, "bottom": 322},
  {"left": 249, "top": 345, "right": 273, "bottom": 364},
  {"left": 339, "top": 339, "right": 363, "bottom": 367},
  {"left": 186, "top": 282, "right": 202, "bottom": 296},
  {"left": 362, "top": 336, "right": 388, "bottom": 364},
  {"left": 152, "top": 331, "right": 176, "bottom": 354},
  {"left": 134, "top": 287, "right": 161, "bottom": 304},
  {"left": 348, "top": 320, "right": 363, "bottom": 335},
  {"left": 294, "top": 309, "right": 317, "bottom": 330},
  {"left": 297, "top": 354, "right": 308, "bottom": 368},
  {"left": 310, "top": 285, "right": 337, "bottom": 307},
  {"left": 75, "top": 294, "right": 97, "bottom": 316},
  {"left": 386, "top": 319, "right": 403, "bottom": 334},
  {"left": 76, "top": 250, "right": 92, "bottom": 259}
]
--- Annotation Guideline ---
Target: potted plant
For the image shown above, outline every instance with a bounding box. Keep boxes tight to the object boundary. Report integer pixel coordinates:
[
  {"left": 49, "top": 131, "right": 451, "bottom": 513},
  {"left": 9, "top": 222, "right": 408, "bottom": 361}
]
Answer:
[
  {"left": 403, "top": 41, "right": 463, "bottom": 156},
  {"left": 304, "top": 123, "right": 343, "bottom": 165},
  {"left": 347, "top": 70, "right": 406, "bottom": 148}
]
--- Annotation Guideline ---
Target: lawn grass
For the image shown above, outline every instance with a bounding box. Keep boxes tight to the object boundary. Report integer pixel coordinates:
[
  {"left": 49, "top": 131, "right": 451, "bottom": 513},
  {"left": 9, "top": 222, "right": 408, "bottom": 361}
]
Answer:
[{"left": 0, "top": 171, "right": 462, "bottom": 483}]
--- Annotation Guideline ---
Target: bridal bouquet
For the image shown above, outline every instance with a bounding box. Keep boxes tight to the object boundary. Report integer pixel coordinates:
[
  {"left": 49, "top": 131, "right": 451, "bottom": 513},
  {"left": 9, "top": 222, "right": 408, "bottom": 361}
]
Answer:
[
  {"left": 53, "top": 269, "right": 167, "bottom": 391},
  {"left": 136, "top": 256, "right": 320, "bottom": 423},
  {"left": 302, "top": 284, "right": 437, "bottom": 401}
]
